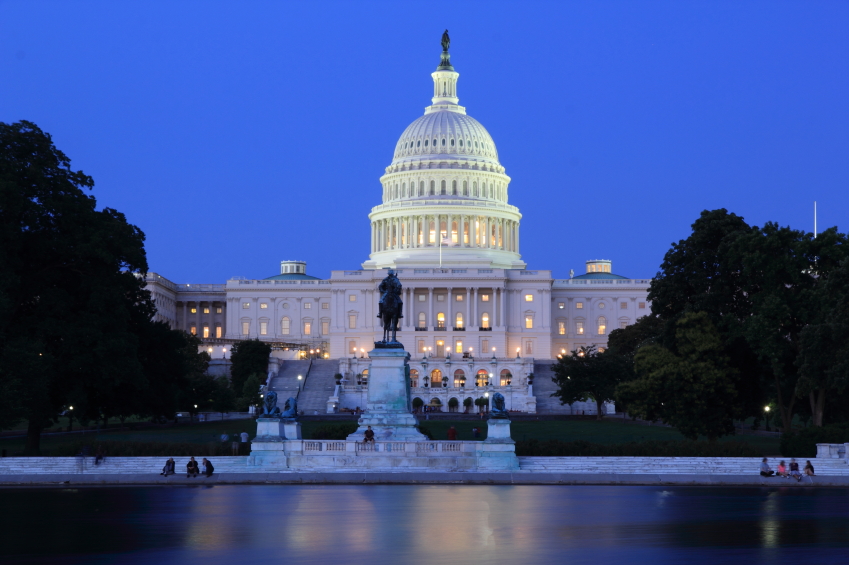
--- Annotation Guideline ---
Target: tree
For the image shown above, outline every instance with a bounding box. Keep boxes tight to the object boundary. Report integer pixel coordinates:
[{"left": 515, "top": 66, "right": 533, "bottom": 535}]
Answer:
[
  {"left": 230, "top": 339, "right": 271, "bottom": 394},
  {"left": 474, "top": 397, "right": 488, "bottom": 412},
  {"left": 620, "top": 312, "right": 739, "bottom": 441},
  {"left": 448, "top": 397, "right": 459, "bottom": 411},
  {"left": 237, "top": 373, "right": 264, "bottom": 413},
  {"left": 552, "top": 345, "right": 630, "bottom": 420},
  {"left": 212, "top": 377, "right": 237, "bottom": 420},
  {"left": 0, "top": 121, "right": 155, "bottom": 453}
]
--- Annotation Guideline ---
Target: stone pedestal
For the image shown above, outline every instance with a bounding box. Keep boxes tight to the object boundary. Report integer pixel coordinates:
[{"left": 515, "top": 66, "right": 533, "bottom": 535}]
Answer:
[
  {"left": 283, "top": 420, "right": 302, "bottom": 440},
  {"left": 255, "top": 418, "right": 285, "bottom": 441},
  {"left": 478, "top": 418, "right": 519, "bottom": 470},
  {"left": 348, "top": 347, "right": 427, "bottom": 442}
]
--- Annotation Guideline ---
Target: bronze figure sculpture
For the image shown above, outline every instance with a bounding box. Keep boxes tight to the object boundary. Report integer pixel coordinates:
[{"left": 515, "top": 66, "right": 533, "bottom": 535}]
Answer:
[{"left": 377, "top": 269, "right": 403, "bottom": 345}]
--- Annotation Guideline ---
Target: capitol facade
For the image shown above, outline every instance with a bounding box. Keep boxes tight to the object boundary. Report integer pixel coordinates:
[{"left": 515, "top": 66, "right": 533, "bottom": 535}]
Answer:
[{"left": 145, "top": 39, "right": 650, "bottom": 414}]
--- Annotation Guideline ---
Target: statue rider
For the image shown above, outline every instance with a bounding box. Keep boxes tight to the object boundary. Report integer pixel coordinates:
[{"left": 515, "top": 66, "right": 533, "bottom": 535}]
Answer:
[{"left": 377, "top": 269, "right": 403, "bottom": 322}]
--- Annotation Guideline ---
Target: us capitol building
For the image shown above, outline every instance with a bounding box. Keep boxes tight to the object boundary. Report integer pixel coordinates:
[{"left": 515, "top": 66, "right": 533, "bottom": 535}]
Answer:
[{"left": 145, "top": 37, "right": 650, "bottom": 414}]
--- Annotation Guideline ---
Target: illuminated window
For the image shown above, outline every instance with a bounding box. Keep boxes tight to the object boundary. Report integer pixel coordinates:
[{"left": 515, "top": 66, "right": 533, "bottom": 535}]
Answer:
[
  {"left": 576, "top": 322, "right": 584, "bottom": 335},
  {"left": 322, "top": 321, "right": 329, "bottom": 335},
  {"left": 259, "top": 322, "right": 268, "bottom": 335},
  {"left": 599, "top": 347, "right": 606, "bottom": 353},
  {"left": 348, "top": 315, "right": 357, "bottom": 329},
  {"left": 203, "top": 307, "right": 210, "bottom": 314},
  {"left": 190, "top": 307, "right": 197, "bottom": 314},
  {"left": 215, "top": 326, "right": 222, "bottom": 338},
  {"left": 410, "top": 369, "right": 419, "bottom": 387},
  {"left": 525, "top": 316, "right": 533, "bottom": 329},
  {"left": 481, "top": 313, "right": 490, "bottom": 329},
  {"left": 190, "top": 326, "right": 197, "bottom": 335},
  {"left": 454, "top": 369, "right": 465, "bottom": 387},
  {"left": 242, "top": 302, "right": 250, "bottom": 309},
  {"left": 481, "top": 294, "right": 490, "bottom": 302},
  {"left": 455, "top": 340, "right": 463, "bottom": 354},
  {"left": 260, "top": 303, "right": 268, "bottom": 309},
  {"left": 304, "top": 302, "right": 311, "bottom": 309},
  {"left": 418, "top": 340, "right": 426, "bottom": 353},
  {"left": 476, "top": 369, "right": 489, "bottom": 387},
  {"left": 639, "top": 302, "right": 646, "bottom": 309},
  {"left": 418, "top": 312, "right": 426, "bottom": 328},
  {"left": 576, "top": 302, "right": 583, "bottom": 309},
  {"left": 620, "top": 302, "right": 627, "bottom": 309},
  {"left": 216, "top": 307, "right": 222, "bottom": 314},
  {"left": 281, "top": 317, "right": 290, "bottom": 335},
  {"left": 350, "top": 341, "right": 358, "bottom": 353},
  {"left": 303, "top": 321, "right": 311, "bottom": 335},
  {"left": 525, "top": 294, "right": 533, "bottom": 302},
  {"left": 349, "top": 295, "right": 357, "bottom": 302},
  {"left": 437, "top": 313, "right": 445, "bottom": 328},
  {"left": 322, "top": 303, "right": 329, "bottom": 309},
  {"left": 455, "top": 313, "right": 463, "bottom": 328},
  {"left": 455, "top": 294, "right": 463, "bottom": 301},
  {"left": 500, "top": 369, "right": 512, "bottom": 386},
  {"left": 418, "top": 294, "right": 426, "bottom": 302},
  {"left": 241, "top": 322, "right": 249, "bottom": 335},
  {"left": 482, "top": 339, "right": 489, "bottom": 353},
  {"left": 598, "top": 317, "right": 607, "bottom": 335},
  {"left": 203, "top": 326, "right": 209, "bottom": 338},
  {"left": 558, "top": 321, "right": 565, "bottom": 335},
  {"left": 558, "top": 302, "right": 565, "bottom": 309}
]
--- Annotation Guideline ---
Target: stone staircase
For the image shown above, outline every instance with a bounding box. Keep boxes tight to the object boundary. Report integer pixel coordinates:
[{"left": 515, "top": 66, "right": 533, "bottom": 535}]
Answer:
[
  {"left": 517, "top": 456, "right": 849, "bottom": 475},
  {"left": 268, "top": 360, "right": 311, "bottom": 399},
  {"left": 298, "top": 359, "right": 339, "bottom": 414},
  {"left": 532, "top": 361, "right": 571, "bottom": 414}
]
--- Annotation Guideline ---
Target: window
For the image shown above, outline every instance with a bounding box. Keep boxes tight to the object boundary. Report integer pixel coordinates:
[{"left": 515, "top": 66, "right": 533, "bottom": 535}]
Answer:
[
  {"left": 260, "top": 303, "right": 268, "bottom": 310},
  {"left": 437, "top": 312, "right": 445, "bottom": 328},
  {"left": 576, "top": 302, "right": 583, "bottom": 309},
  {"left": 558, "top": 302, "right": 565, "bottom": 309},
  {"left": 599, "top": 302, "right": 606, "bottom": 309},
  {"left": 500, "top": 369, "right": 512, "bottom": 386},
  {"left": 598, "top": 347, "right": 606, "bottom": 353},
  {"left": 322, "top": 321, "right": 330, "bottom": 335},
  {"left": 454, "top": 369, "right": 465, "bottom": 388},
  {"left": 620, "top": 302, "right": 628, "bottom": 309},
  {"left": 435, "top": 340, "right": 445, "bottom": 357},
  {"left": 190, "top": 307, "right": 197, "bottom": 314},
  {"left": 455, "top": 294, "right": 463, "bottom": 301},
  {"left": 303, "top": 321, "right": 312, "bottom": 335},
  {"left": 215, "top": 326, "right": 222, "bottom": 338},
  {"left": 190, "top": 326, "right": 197, "bottom": 335},
  {"left": 349, "top": 295, "right": 357, "bottom": 302},
  {"left": 476, "top": 369, "right": 489, "bottom": 387},
  {"left": 525, "top": 294, "right": 534, "bottom": 302},
  {"left": 481, "top": 294, "right": 490, "bottom": 302},
  {"left": 639, "top": 302, "right": 646, "bottom": 309},
  {"left": 348, "top": 315, "right": 357, "bottom": 329},
  {"left": 558, "top": 321, "right": 566, "bottom": 335},
  {"left": 203, "top": 307, "right": 210, "bottom": 314},
  {"left": 259, "top": 322, "right": 268, "bottom": 335},
  {"left": 576, "top": 321, "right": 584, "bottom": 335},
  {"left": 322, "top": 303, "right": 329, "bottom": 309},
  {"left": 455, "top": 340, "right": 463, "bottom": 354},
  {"left": 241, "top": 322, "right": 250, "bottom": 335},
  {"left": 418, "top": 312, "right": 426, "bottom": 328},
  {"left": 482, "top": 339, "right": 489, "bottom": 353},
  {"left": 418, "top": 339, "right": 426, "bottom": 353},
  {"left": 620, "top": 321, "right": 628, "bottom": 329},
  {"left": 350, "top": 341, "right": 358, "bottom": 354},
  {"left": 203, "top": 326, "right": 209, "bottom": 338},
  {"left": 216, "top": 307, "right": 222, "bottom": 314},
  {"left": 418, "top": 294, "right": 426, "bottom": 302},
  {"left": 598, "top": 316, "right": 607, "bottom": 335},
  {"left": 455, "top": 313, "right": 463, "bottom": 328},
  {"left": 481, "top": 312, "right": 490, "bottom": 329},
  {"left": 525, "top": 316, "right": 533, "bottom": 329},
  {"left": 437, "top": 294, "right": 445, "bottom": 302},
  {"left": 281, "top": 317, "right": 290, "bottom": 334},
  {"left": 242, "top": 302, "right": 250, "bottom": 309},
  {"left": 410, "top": 369, "right": 419, "bottom": 387},
  {"left": 304, "top": 302, "right": 311, "bottom": 309},
  {"left": 525, "top": 341, "right": 533, "bottom": 355}
]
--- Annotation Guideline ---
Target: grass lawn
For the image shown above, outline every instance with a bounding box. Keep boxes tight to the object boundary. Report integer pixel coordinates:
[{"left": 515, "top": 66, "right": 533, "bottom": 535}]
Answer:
[{"left": 0, "top": 417, "right": 781, "bottom": 456}]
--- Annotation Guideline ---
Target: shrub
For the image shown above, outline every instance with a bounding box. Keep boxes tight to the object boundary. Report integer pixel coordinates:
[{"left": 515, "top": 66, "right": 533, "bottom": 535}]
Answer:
[
  {"left": 515, "top": 439, "right": 763, "bottom": 457},
  {"left": 42, "top": 441, "right": 233, "bottom": 457},
  {"left": 448, "top": 398, "right": 459, "bottom": 408},
  {"left": 309, "top": 423, "right": 358, "bottom": 440},
  {"left": 417, "top": 425, "right": 434, "bottom": 440},
  {"left": 780, "top": 423, "right": 849, "bottom": 458}
]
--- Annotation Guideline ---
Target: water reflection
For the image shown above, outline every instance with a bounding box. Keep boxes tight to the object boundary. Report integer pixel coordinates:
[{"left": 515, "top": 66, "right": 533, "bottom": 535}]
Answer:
[{"left": 1, "top": 486, "right": 848, "bottom": 564}]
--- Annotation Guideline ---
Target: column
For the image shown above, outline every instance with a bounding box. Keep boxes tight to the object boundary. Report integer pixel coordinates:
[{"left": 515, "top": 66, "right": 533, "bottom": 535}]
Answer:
[
  {"left": 428, "top": 287, "right": 434, "bottom": 329},
  {"left": 208, "top": 302, "right": 214, "bottom": 338},
  {"left": 460, "top": 215, "right": 466, "bottom": 247},
  {"left": 182, "top": 302, "right": 187, "bottom": 331},
  {"left": 466, "top": 287, "right": 471, "bottom": 330},
  {"left": 447, "top": 287, "right": 453, "bottom": 328},
  {"left": 470, "top": 287, "right": 477, "bottom": 327},
  {"left": 500, "top": 288, "right": 507, "bottom": 329}
]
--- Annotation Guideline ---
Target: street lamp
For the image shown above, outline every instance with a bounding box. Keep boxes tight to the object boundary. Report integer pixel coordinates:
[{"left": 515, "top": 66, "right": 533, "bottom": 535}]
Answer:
[
  {"left": 298, "top": 374, "right": 303, "bottom": 392},
  {"left": 360, "top": 348, "right": 365, "bottom": 359},
  {"left": 489, "top": 372, "right": 494, "bottom": 387},
  {"left": 764, "top": 406, "right": 770, "bottom": 412},
  {"left": 516, "top": 347, "right": 521, "bottom": 358}
]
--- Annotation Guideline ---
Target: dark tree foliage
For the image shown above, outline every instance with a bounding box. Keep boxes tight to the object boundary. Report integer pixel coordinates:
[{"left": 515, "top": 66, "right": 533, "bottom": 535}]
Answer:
[
  {"left": 552, "top": 345, "right": 631, "bottom": 420},
  {"left": 212, "top": 376, "right": 237, "bottom": 419},
  {"left": 237, "top": 373, "right": 264, "bottom": 412},
  {"left": 606, "top": 314, "right": 663, "bottom": 362},
  {"left": 230, "top": 339, "right": 271, "bottom": 393},
  {"left": 0, "top": 121, "right": 155, "bottom": 453}
]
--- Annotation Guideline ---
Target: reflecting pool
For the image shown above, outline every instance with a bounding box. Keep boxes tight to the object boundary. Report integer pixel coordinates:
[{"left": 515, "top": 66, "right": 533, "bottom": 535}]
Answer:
[{"left": 1, "top": 485, "right": 848, "bottom": 564}]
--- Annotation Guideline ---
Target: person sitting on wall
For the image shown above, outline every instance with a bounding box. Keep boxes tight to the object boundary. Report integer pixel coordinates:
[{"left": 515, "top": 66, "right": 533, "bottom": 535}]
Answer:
[
  {"left": 160, "top": 458, "right": 176, "bottom": 476},
  {"left": 759, "top": 457, "right": 774, "bottom": 477},
  {"left": 804, "top": 461, "right": 816, "bottom": 476},
  {"left": 363, "top": 426, "right": 375, "bottom": 444},
  {"left": 202, "top": 458, "right": 215, "bottom": 478},
  {"left": 187, "top": 457, "right": 200, "bottom": 478},
  {"left": 789, "top": 459, "right": 802, "bottom": 482}
]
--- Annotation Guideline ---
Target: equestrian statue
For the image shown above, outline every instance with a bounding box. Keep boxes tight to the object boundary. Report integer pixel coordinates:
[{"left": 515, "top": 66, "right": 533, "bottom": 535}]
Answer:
[{"left": 377, "top": 269, "right": 403, "bottom": 346}]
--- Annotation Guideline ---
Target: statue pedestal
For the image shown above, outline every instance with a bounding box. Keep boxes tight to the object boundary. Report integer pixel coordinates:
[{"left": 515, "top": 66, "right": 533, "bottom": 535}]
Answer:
[
  {"left": 255, "top": 418, "right": 285, "bottom": 441},
  {"left": 283, "top": 420, "right": 302, "bottom": 440},
  {"left": 478, "top": 418, "right": 519, "bottom": 470},
  {"left": 348, "top": 347, "right": 426, "bottom": 442}
]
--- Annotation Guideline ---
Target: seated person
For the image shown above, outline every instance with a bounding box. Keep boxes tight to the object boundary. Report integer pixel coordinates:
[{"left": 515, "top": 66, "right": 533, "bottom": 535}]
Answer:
[
  {"left": 160, "top": 457, "right": 176, "bottom": 476},
  {"left": 186, "top": 457, "right": 200, "bottom": 478},
  {"left": 759, "top": 457, "right": 774, "bottom": 477},
  {"left": 789, "top": 459, "right": 802, "bottom": 481},
  {"left": 804, "top": 461, "right": 816, "bottom": 476},
  {"left": 363, "top": 426, "right": 375, "bottom": 444},
  {"left": 777, "top": 461, "right": 788, "bottom": 478},
  {"left": 202, "top": 458, "right": 214, "bottom": 477}
]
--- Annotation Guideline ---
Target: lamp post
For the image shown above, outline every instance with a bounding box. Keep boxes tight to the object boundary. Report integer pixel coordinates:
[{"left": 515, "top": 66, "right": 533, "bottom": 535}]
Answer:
[
  {"left": 298, "top": 374, "right": 303, "bottom": 392},
  {"left": 484, "top": 391, "right": 490, "bottom": 414},
  {"left": 516, "top": 347, "right": 521, "bottom": 359},
  {"left": 68, "top": 405, "right": 74, "bottom": 432},
  {"left": 360, "top": 348, "right": 365, "bottom": 359}
]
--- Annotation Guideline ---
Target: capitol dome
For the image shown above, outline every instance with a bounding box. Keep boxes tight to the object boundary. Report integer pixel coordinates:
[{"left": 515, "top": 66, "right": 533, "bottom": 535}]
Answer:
[{"left": 362, "top": 35, "right": 525, "bottom": 271}]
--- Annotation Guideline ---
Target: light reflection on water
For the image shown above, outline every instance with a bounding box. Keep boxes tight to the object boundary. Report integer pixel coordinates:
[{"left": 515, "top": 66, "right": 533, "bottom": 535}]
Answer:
[{"left": 1, "top": 485, "right": 848, "bottom": 565}]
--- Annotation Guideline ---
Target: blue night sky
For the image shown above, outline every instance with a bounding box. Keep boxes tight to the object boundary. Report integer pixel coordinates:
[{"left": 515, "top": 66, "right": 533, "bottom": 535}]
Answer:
[{"left": 2, "top": 1, "right": 847, "bottom": 282}]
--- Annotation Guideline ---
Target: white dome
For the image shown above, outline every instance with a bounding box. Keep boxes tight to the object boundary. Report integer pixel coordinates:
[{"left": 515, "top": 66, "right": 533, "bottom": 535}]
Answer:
[{"left": 391, "top": 111, "right": 500, "bottom": 165}]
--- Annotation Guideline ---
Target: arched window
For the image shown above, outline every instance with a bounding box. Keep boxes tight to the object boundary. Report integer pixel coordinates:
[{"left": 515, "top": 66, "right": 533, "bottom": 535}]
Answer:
[
  {"left": 410, "top": 369, "right": 419, "bottom": 388},
  {"left": 463, "top": 180, "right": 468, "bottom": 195},
  {"left": 418, "top": 312, "right": 426, "bottom": 328},
  {"left": 480, "top": 312, "right": 490, "bottom": 329},
  {"left": 437, "top": 312, "right": 445, "bottom": 328},
  {"left": 476, "top": 369, "right": 489, "bottom": 387},
  {"left": 455, "top": 313, "right": 464, "bottom": 328},
  {"left": 473, "top": 182, "right": 478, "bottom": 196},
  {"left": 440, "top": 180, "right": 446, "bottom": 195},
  {"left": 454, "top": 369, "right": 466, "bottom": 388},
  {"left": 417, "top": 140, "right": 421, "bottom": 147},
  {"left": 402, "top": 183, "right": 406, "bottom": 197},
  {"left": 419, "top": 181, "right": 425, "bottom": 196},
  {"left": 500, "top": 369, "right": 512, "bottom": 387},
  {"left": 459, "top": 139, "right": 464, "bottom": 147},
  {"left": 598, "top": 316, "right": 607, "bottom": 335},
  {"left": 424, "top": 139, "right": 429, "bottom": 147},
  {"left": 281, "top": 317, "right": 290, "bottom": 335},
  {"left": 431, "top": 369, "right": 444, "bottom": 387},
  {"left": 361, "top": 369, "right": 369, "bottom": 385},
  {"left": 430, "top": 181, "right": 435, "bottom": 195},
  {"left": 441, "top": 138, "right": 446, "bottom": 146},
  {"left": 452, "top": 180, "right": 457, "bottom": 195},
  {"left": 450, "top": 138, "right": 455, "bottom": 146}
]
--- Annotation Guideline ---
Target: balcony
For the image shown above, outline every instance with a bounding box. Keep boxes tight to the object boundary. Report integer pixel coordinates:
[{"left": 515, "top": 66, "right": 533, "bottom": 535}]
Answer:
[
  {"left": 453, "top": 327, "right": 465, "bottom": 331},
  {"left": 479, "top": 327, "right": 493, "bottom": 331},
  {"left": 433, "top": 326, "right": 447, "bottom": 331},
  {"left": 415, "top": 327, "right": 428, "bottom": 332}
]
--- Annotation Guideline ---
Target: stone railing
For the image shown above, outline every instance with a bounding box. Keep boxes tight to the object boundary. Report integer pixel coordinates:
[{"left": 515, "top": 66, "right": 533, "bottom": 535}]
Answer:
[{"left": 817, "top": 443, "right": 849, "bottom": 459}]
